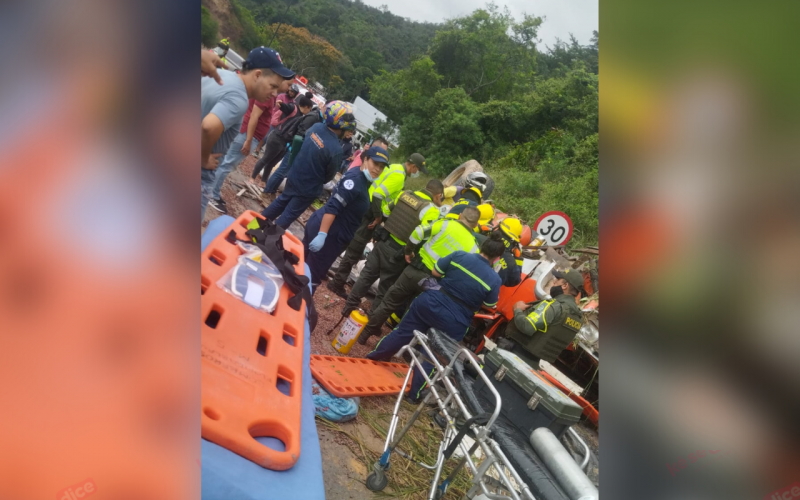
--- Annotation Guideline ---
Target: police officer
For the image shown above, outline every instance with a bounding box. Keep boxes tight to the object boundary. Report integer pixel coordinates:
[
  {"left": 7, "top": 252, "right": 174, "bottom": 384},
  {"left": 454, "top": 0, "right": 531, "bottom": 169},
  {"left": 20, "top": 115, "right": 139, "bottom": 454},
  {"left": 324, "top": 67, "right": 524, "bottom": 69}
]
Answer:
[
  {"left": 327, "top": 152, "right": 428, "bottom": 298},
  {"left": 476, "top": 217, "right": 524, "bottom": 288},
  {"left": 498, "top": 267, "right": 585, "bottom": 369},
  {"left": 342, "top": 179, "right": 445, "bottom": 317},
  {"left": 357, "top": 206, "right": 481, "bottom": 345},
  {"left": 303, "top": 147, "right": 389, "bottom": 291},
  {"left": 366, "top": 233, "right": 506, "bottom": 402}
]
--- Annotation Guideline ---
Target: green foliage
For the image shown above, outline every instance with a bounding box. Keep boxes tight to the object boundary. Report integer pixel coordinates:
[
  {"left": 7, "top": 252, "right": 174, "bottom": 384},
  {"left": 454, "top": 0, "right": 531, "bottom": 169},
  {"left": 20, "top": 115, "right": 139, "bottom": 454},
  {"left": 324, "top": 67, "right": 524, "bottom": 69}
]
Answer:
[
  {"left": 237, "top": 0, "right": 439, "bottom": 100},
  {"left": 231, "top": 0, "right": 266, "bottom": 51},
  {"left": 201, "top": 6, "right": 219, "bottom": 48}
]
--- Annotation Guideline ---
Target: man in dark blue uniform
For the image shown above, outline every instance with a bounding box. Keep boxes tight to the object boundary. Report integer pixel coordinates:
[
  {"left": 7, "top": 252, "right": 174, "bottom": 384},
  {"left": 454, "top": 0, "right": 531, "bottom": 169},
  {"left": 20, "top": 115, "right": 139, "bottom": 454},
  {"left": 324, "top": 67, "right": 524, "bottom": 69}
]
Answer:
[
  {"left": 261, "top": 100, "right": 355, "bottom": 229},
  {"left": 303, "top": 147, "right": 390, "bottom": 292},
  {"left": 366, "top": 232, "right": 507, "bottom": 401}
]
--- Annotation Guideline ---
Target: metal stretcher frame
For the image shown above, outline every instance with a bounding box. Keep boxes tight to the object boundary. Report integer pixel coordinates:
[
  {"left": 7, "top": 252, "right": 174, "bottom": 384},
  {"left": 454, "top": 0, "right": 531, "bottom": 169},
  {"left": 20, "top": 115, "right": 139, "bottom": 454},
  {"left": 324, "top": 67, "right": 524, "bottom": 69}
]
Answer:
[{"left": 365, "top": 330, "right": 537, "bottom": 500}]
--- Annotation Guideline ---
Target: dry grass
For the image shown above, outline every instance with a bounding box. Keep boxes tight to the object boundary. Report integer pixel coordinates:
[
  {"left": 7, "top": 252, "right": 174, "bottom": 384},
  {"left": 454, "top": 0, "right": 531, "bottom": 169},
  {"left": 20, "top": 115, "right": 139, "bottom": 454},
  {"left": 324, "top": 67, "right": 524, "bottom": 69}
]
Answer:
[{"left": 317, "top": 396, "right": 475, "bottom": 499}]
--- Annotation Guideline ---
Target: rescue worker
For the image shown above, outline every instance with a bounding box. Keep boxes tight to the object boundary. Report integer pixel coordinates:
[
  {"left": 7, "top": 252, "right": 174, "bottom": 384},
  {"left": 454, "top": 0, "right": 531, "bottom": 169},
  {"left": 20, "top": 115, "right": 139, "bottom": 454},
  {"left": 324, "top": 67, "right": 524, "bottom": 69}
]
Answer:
[
  {"left": 476, "top": 217, "right": 524, "bottom": 288},
  {"left": 366, "top": 233, "right": 506, "bottom": 402},
  {"left": 326, "top": 152, "right": 428, "bottom": 298},
  {"left": 341, "top": 179, "right": 445, "bottom": 317},
  {"left": 262, "top": 99, "right": 323, "bottom": 195},
  {"left": 303, "top": 147, "right": 389, "bottom": 291},
  {"left": 356, "top": 206, "right": 481, "bottom": 345},
  {"left": 498, "top": 268, "right": 585, "bottom": 369},
  {"left": 261, "top": 100, "right": 354, "bottom": 229},
  {"left": 445, "top": 186, "right": 482, "bottom": 219}
]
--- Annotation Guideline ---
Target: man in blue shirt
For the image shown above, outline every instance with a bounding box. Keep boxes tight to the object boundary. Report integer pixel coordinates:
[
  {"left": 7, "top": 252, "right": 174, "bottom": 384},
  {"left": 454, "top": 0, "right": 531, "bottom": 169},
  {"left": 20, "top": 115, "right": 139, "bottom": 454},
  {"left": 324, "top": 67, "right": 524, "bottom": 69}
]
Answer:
[
  {"left": 261, "top": 101, "right": 355, "bottom": 229},
  {"left": 366, "top": 232, "right": 506, "bottom": 401},
  {"left": 201, "top": 47, "right": 294, "bottom": 223},
  {"left": 303, "top": 147, "right": 389, "bottom": 291}
]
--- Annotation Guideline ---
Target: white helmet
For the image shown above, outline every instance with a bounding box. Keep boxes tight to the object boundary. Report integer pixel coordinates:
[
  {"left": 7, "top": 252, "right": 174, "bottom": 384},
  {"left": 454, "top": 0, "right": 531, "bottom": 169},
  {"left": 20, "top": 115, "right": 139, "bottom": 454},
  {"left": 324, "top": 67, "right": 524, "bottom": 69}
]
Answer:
[{"left": 465, "top": 172, "right": 488, "bottom": 193}]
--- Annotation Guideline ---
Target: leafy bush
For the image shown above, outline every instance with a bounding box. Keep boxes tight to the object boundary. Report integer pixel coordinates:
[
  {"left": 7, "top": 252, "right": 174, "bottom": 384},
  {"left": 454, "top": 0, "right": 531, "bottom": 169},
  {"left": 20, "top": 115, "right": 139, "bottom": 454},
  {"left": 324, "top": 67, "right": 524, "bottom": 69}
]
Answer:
[{"left": 201, "top": 7, "right": 219, "bottom": 48}]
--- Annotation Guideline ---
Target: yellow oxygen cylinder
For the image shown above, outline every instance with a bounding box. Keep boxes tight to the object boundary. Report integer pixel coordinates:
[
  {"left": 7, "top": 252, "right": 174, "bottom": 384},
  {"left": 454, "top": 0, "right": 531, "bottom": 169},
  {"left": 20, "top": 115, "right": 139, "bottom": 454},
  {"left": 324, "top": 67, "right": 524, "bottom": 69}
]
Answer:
[{"left": 333, "top": 309, "right": 369, "bottom": 354}]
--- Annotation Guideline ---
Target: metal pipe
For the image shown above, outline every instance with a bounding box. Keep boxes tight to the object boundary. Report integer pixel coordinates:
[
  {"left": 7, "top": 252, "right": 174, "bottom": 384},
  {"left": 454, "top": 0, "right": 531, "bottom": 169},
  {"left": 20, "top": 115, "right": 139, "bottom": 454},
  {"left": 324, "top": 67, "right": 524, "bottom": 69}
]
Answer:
[
  {"left": 567, "top": 427, "right": 591, "bottom": 471},
  {"left": 529, "top": 428, "right": 598, "bottom": 500}
]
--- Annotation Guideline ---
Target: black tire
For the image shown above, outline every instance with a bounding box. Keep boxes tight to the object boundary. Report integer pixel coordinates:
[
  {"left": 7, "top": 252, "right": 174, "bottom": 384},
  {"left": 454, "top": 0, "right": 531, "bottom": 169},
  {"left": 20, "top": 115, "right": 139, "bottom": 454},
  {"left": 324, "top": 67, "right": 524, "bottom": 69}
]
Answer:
[
  {"left": 482, "top": 174, "right": 495, "bottom": 199},
  {"left": 366, "top": 470, "right": 388, "bottom": 491}
]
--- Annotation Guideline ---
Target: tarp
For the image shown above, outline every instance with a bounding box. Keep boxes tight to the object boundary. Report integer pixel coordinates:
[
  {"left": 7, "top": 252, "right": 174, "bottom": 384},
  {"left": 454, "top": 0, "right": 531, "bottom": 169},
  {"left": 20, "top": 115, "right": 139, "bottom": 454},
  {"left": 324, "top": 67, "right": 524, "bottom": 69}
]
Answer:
[{"left": 201, "top": 216, "right": 325, "bottom": 500}]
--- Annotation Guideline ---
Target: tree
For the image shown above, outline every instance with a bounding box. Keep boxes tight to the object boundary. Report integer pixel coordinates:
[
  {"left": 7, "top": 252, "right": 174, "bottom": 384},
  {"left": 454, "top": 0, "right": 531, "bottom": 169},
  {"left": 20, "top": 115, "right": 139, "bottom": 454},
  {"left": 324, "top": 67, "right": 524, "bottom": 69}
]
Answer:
[
  {"left": 429, "top": 5, "right": 540, "bottom": 101},
  {"left": 201, "top": 7, "right": 219, "bottom": 48},
  {"left": 270, "top": 24, "right": 343, "bottom": 83}
]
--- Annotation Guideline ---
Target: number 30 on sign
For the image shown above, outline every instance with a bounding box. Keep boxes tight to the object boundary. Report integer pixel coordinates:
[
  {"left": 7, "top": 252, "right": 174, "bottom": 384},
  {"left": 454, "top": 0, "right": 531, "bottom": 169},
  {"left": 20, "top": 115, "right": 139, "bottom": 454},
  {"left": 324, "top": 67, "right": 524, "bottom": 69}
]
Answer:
[{"left": 533, "top": 211, "right": 573, "bottom": 246}]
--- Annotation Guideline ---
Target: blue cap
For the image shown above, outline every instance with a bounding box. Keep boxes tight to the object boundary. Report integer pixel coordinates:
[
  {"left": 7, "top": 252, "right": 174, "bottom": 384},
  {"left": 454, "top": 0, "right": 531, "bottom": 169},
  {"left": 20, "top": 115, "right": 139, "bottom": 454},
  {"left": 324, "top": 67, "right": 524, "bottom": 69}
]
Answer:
[
  {"left": 366, "top": 146, "right": 390, "bottom": 164},
  {"left": 243, "top": 47, "right": 295, "bottom": 79}
]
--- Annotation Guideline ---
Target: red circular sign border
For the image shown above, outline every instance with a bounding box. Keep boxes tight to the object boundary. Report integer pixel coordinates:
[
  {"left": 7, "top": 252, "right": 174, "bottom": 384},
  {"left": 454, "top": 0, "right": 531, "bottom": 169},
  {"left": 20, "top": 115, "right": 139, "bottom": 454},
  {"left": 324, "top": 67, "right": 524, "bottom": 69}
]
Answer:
[{"left": 533, "top": 210, "right": 574, "bottom": 246}]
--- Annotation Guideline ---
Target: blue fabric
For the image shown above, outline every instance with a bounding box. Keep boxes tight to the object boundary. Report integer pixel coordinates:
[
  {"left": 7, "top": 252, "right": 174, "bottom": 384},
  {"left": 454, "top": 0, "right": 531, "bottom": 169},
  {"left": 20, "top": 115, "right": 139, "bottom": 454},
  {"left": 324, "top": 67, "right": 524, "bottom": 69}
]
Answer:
[
  {"left": 264, "top": 152, "right": 292, "bottom": 194},
  {"left": 201, "top": 216, "right": 325, "bottom": 500},
  {"left": 212, "top": 132, "right": 259, "bottom": 200},
  {"left": 261, "top": 192, "right": 317, "bottom": 229},
  {"left": 434, "top": 251, "right": 501, "bottom": 310},
  {"left": 284, "top": 122, "right": 343, "bottom": 198},
  {"left": 302, "top": 168, "right": 371, "bottom": 288},
  {"left": 367, "top": 290, "right": 473, "bottom": 401},
  {"left": 312, "top": 379, "right": 359, "bottom": 423}
]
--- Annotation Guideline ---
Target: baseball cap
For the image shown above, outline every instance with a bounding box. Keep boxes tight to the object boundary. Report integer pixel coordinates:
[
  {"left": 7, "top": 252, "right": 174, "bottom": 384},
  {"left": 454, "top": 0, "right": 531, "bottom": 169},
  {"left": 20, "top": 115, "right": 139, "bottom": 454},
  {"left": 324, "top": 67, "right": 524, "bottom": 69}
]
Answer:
[
  {"left": 243, "top": 47, "right": 295, "bottom": 79},
  {"left": 408, "top": 153, "right": 427, "bottom": 174},
  {"left": 552, "top": 268, "right": 585, "bottom": 291},
  {"left": 366, "top": 146, "right": 390, "bottom": 164}
]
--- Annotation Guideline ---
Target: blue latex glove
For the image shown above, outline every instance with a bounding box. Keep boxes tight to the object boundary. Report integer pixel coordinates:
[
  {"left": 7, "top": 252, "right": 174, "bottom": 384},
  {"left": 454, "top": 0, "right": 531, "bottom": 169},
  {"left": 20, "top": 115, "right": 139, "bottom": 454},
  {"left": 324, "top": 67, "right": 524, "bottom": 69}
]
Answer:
[{"left": 309, "top": 232, "right": 327, "bottom": 252}]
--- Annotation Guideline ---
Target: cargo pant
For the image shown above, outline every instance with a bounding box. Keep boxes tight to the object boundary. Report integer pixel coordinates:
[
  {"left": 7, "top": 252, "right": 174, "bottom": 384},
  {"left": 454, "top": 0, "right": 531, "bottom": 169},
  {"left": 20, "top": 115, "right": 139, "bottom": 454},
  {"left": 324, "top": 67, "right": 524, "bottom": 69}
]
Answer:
[
  {"left": 343, "top": 237, "right": 407, "bottom": 314},
  {"left": 360, "top": 264, "right": 431, "bottom": 341},
  {"left": 330, "top": 216, "right": 375, "bottom": 288},
  {"left": 366, "top": 290, "right": 471, "bottom": 400}
]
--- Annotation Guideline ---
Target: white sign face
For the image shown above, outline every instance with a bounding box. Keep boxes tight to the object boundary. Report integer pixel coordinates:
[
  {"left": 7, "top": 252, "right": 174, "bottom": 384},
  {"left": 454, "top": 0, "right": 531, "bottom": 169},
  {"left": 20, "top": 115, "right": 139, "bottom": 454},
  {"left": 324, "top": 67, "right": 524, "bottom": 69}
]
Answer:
[{"left": 534, "top": 211, "right": 573, "bottom": 246}]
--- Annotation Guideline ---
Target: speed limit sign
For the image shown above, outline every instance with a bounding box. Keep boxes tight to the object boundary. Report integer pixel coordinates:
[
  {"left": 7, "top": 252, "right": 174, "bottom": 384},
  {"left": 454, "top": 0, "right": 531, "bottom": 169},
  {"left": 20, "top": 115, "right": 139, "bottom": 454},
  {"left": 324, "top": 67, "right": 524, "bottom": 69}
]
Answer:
[{"left": 533, "top": 211, "right": 573, "bottom": 246}]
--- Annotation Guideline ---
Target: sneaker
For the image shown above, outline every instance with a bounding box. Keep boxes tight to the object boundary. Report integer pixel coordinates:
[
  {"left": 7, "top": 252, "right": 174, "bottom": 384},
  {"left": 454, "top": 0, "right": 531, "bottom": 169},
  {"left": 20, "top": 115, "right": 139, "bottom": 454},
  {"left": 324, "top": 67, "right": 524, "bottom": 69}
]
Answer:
[
  {"left": 326, "top": 280, "right": 348, "bottom": 299},
  {"left": 209, "top": 198, "right": 227, "bottom": 214}
]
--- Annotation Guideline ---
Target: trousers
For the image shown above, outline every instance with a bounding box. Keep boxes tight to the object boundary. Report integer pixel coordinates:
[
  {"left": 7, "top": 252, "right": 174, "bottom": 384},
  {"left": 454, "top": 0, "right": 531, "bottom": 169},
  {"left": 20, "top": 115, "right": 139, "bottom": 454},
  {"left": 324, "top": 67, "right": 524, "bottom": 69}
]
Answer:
[
  {"left": 330, "top": 216, "right": 375, "bottom": 288},
  {"left": 366, "top": 290, "right": 472, "bottom": 400},
  {"left": 361, "top": 264, "right": 430, "bottom": 339},
  {"left": 252, "top": 130, "right": 288, "bottom": 180},
  {"left": 261, "top": 192, "right": 316, "bottom": 229},
  {"left": 343, "top": 237, "right": 406, "bottom": 313}
]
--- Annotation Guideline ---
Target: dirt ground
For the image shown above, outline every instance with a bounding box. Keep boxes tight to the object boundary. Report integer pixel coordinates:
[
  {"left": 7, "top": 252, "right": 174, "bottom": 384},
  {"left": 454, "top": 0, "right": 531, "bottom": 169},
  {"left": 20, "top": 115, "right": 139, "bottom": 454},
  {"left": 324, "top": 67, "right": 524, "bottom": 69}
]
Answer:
[{"left": 205, "top": 156, "right": 599, "bottom": 499}]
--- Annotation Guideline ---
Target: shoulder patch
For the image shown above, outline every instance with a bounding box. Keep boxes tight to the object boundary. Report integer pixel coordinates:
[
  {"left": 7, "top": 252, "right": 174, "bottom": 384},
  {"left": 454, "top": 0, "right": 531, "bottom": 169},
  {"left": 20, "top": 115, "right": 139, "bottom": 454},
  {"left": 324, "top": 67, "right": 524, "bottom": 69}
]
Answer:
[
  {"left": 343, "top": 179, "right": 354, "bottom": 190},
  {"left": 564, "top": 316, "right": 582, "bottom": 331},
  {"left": 310, "top": 133, "right": 325, "bottom": 149}
]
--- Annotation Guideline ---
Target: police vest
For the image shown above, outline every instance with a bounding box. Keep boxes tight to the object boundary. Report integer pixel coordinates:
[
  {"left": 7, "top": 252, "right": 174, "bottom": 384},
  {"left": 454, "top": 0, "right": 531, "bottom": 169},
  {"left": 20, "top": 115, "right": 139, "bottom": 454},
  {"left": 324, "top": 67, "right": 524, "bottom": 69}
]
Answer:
[
  {"left": 384, "top": 190, "right": 434, "bottom": 244},
  {"left": 419, "top": 220, "right": 478, "bottom": 271},
  {"left": 507, "top": 293, "right": 583, "bottom": 363}
]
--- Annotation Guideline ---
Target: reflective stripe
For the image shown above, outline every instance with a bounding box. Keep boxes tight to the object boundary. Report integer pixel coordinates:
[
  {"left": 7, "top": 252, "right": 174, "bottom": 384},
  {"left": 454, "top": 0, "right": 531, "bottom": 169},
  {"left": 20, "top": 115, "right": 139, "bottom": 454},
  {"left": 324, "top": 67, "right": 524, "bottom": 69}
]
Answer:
[
  {"left": 422, "top": 221, "right": 449, "bottom": 261},
  {"left": 450, "top": 262, "right": 491, "bottom": 291},
  {"left": 526, "top": 300, "right": 553, "bottom": 332},
  {"left": 484, "top": 301, "right": 498, "bottom": 308},
  {"left": 417, "top": 203, "right": 432, "bottom": 220},
  {"left": 333, "top": 193, "right": 347, "bottom": 207},
  {"left": 434, "top": 261, "right": 444, "bottom": 274}
]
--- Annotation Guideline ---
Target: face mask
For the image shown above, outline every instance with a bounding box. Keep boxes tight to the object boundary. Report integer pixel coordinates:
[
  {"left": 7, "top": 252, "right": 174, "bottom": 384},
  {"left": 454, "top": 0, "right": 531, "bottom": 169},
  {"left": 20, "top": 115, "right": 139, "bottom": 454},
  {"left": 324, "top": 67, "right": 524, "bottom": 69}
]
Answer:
[
  {"left": 549, "top": 285, "right": 564, "bottom": 298},
  {"left": 410, "top": 171, "right": 420, "bottom": 178},
  {"left": 363, "top": 169, "right": 374, "bottom": 183}
]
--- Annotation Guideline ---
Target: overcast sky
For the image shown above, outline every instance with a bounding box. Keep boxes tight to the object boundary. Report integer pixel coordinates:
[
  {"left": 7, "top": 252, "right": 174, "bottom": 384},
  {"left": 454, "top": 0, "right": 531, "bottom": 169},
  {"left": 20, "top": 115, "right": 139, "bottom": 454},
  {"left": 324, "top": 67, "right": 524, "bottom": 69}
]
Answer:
[{"left": 362, "top": 0, "right": 598, "bottom": 47}]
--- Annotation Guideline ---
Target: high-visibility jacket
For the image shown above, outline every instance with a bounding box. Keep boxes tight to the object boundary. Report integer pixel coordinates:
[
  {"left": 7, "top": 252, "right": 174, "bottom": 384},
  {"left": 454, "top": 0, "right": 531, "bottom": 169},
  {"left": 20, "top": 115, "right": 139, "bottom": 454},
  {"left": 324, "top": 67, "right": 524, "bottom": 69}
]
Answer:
[
  {"left": 384, "top": 190, "right": 442, "bottom": 246},
  {"left": 408, "top": 219, "right": 478, "bottom": 271},
  {"left": 369, "top": 163, "right": 406, "bottom": 217}
]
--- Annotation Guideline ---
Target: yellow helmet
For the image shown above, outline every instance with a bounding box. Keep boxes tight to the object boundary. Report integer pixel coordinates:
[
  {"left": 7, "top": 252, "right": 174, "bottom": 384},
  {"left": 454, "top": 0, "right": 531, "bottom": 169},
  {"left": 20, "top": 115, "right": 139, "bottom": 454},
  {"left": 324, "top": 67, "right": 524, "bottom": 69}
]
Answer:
[
  {"left": 464, "top": 186, "right": 483, "bottom": 201},
  {"left": 498, "top": 217, "right": 522, "bottom": 242}
]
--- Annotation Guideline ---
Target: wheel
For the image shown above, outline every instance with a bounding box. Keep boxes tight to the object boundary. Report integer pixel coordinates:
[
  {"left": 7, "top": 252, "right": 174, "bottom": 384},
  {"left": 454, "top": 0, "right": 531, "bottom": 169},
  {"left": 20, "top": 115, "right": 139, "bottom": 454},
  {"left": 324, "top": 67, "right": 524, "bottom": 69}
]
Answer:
[
  {"left": 366, "top": 470, "right": 388, "bottom": 491},
  {"left": 482, "top": 174, "right": 495, "bottom": 199}
]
